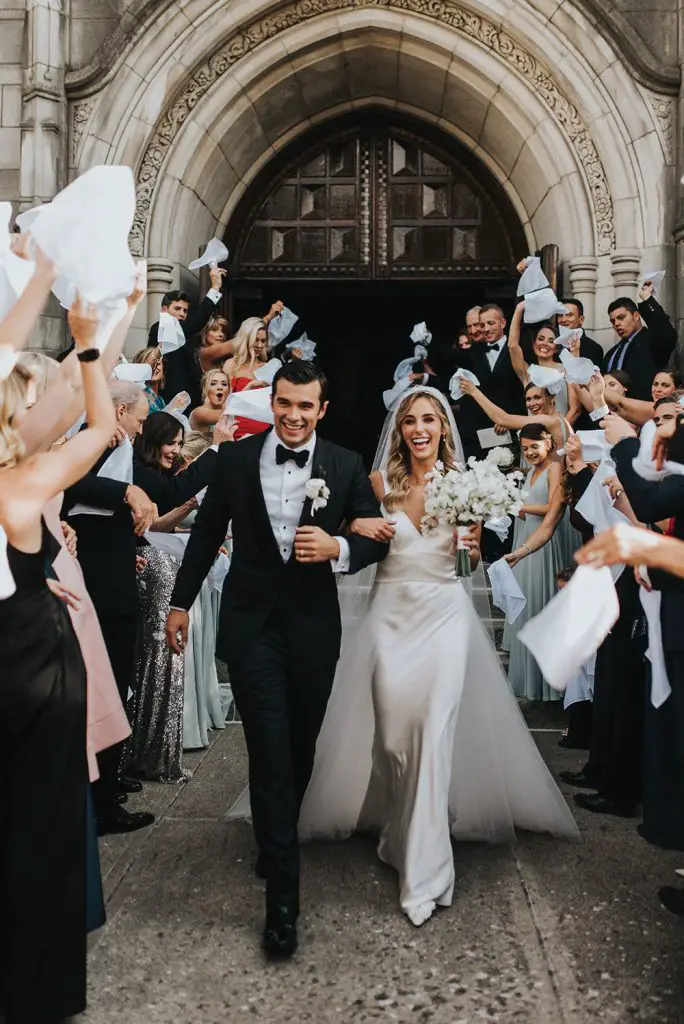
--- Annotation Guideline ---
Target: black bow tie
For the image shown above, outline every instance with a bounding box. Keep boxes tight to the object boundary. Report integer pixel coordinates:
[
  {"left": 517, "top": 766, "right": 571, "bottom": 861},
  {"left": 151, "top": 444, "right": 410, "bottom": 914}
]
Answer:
[
  {"left": 276, "top": 444, "right": 309, "bottom": 469},
  {"left": 487, "top": 341, "right": 501, "bottom": 351}
]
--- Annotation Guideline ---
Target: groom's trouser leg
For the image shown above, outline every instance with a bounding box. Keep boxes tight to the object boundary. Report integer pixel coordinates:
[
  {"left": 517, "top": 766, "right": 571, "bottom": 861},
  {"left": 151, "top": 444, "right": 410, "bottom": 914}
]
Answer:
[
  {"left": 288, "top": 649, "right": 339, "bottom": 807},
  {"left": 228, "top": 618, "right": 300, "bottom": 903}
]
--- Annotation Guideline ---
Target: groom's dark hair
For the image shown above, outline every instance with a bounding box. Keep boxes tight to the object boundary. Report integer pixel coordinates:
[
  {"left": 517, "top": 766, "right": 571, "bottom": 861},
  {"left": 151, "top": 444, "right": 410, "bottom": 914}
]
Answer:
[{"left": 273, "top": 360, "right": 329, "bottom": 404}]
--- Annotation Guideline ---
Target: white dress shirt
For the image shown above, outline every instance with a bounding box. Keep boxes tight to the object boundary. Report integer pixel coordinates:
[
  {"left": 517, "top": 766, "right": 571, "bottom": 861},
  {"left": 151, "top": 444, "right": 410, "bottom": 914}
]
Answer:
[
  {"left": 259, "top": 429, "right": 351, "bottom": 571},
  {"left": 486, "top": 335, "right": 507, "bottom": 371},
  {"left": 206, "top": 287, "right": 222, "bottom": 305}
]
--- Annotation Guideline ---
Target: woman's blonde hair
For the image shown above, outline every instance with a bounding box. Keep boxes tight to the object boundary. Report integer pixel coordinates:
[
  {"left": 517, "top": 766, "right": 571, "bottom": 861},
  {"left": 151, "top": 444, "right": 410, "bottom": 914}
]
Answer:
[
  {"left": 17, "top": 351, "right": 59, "bottom": 399},
  {"left": 180, "top": 430, "right": 211, "bottom": 465},
  {"left": 230, "top": 317, "right": 268, "bottom": 371},
  {"left": 132, "top": 346, "right": 164, "bottom": 387},
  {"left": 0, "top": 365, "right": 32, "bottom": 469},
  {"left": 384, "top": 391, "right": 459, "bottom": 511},
  {"left": 200, "top": 316, "right": 229, "bottom": 347},
  {"left": 201, "top": 367, "right": 230, "bottom": 402}
]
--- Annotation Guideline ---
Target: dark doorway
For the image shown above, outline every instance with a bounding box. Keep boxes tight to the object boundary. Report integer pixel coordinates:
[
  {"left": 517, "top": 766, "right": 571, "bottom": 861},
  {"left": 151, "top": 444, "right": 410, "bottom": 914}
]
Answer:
[{"left": 231, "top": 278, "right": 518, "bottom": 466}]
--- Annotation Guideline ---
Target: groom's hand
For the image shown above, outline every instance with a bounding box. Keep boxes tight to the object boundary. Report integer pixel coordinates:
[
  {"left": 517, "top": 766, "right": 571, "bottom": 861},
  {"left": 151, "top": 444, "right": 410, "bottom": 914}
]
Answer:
[
  {"left": 295, "top": 526, "right": 340, "bottom": 563},
  {"left": 166, "top": 608, "right": 189, "bottom": 654}
]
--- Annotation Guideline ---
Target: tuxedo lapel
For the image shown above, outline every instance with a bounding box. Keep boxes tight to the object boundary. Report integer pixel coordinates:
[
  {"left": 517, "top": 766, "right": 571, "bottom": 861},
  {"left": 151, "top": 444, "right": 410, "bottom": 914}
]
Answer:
[
  {"left": 296, "top": 436, "right": 333, "bottom": 529},
  {"left": 245, "top": 429, "right": 282, "bottom": 561}
]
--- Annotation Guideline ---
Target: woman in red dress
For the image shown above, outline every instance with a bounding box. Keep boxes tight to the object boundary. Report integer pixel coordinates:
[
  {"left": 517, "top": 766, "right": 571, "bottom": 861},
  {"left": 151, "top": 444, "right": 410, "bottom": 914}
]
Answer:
[{"left": 223, "top": 318, "right": 273, "bottom": 440}]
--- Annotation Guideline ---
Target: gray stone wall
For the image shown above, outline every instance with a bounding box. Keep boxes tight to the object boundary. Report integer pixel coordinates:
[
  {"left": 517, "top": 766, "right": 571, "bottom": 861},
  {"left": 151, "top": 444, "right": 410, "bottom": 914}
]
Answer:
[{"left": 0, "top": 2, "right": 24, "bottom": 210}]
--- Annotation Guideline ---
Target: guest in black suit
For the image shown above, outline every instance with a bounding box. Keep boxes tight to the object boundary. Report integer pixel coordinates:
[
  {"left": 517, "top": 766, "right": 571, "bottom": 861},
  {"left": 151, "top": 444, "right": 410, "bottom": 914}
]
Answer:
[
  {"left": 603, "top": 287, "right": 677, "bottom": 401},
  {"left": 167, "top": 361, "right": 388, "bottom": 958},
  {"left": 64, "top": 382, "right": 221, "bottom": 834},
  {"left": 558, "top": 298, "right": 604, "bottom": 366},
  {"left": 148, "top": 265, "right": 227, "bottom": 407}
]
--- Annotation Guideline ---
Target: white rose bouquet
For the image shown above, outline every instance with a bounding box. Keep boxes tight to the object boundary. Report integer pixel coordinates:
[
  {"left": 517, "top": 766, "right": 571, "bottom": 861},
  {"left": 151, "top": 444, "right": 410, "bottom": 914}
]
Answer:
[{"left": 422, "top": 448, "right": 525, "bottom": 574}]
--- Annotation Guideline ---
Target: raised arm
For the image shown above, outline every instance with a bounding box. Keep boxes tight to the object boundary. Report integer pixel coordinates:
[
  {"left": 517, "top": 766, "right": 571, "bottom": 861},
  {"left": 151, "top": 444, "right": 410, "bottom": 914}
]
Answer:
[
  {"left": 638, "top": 283, "right": 677, "bottom": 368},
  {"left": 0, "top": 244, "right": 57, "bottom": 352},
  {"left": 458, "top": 378, "right": 527, "bottom": 429},
  {"left": 507, "top": 300, "right": 529, "bottom": 385}
]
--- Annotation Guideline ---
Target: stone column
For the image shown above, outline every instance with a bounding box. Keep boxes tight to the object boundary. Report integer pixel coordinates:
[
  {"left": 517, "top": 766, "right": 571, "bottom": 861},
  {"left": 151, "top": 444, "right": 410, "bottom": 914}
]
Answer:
[
  {"left": 147, "top": 258, "right": 175, "bottom": 326},
  {"left": 19, "top": 0, "right": 66, "bottom": 211},
  {"left": 610, "top": 249, "right": 641, "bottom": 298},
  {"left": 568, "top": 255, "right": 599, "bottom": 330}
]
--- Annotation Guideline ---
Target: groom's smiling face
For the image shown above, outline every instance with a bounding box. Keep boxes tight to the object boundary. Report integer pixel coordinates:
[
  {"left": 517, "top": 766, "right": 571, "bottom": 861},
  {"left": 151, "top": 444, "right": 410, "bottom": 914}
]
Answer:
[{"left": 272, "top": 378, "right": 328, "bottom": 448}]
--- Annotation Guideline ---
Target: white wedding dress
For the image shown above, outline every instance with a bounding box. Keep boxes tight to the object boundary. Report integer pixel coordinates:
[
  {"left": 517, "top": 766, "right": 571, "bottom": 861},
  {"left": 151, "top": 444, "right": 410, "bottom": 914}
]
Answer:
[{"left": 298, "top": 483, "right": 579, "bottom": 926}]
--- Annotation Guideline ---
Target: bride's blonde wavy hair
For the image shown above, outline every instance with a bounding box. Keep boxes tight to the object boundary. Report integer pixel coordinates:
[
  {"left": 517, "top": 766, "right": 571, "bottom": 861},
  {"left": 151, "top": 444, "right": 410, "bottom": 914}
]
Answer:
[
  {"left": 0, "top": 365, "right": 31, "bottom": 469},
  {"left": 384, "top": 391, "right": 459, "bottom": 511}
]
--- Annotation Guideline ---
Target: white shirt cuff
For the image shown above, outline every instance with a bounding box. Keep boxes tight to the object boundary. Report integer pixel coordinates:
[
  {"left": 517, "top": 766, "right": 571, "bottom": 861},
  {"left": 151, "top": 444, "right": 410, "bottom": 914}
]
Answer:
[
  {"left": 590, "top": 405, "right": 609, "bottom": 422},
  {"left": 206, "top": 288, "right": 222, "bottom": 304},
  {"left": 331, "top": 536, "right": 351, "bottom": 573}
]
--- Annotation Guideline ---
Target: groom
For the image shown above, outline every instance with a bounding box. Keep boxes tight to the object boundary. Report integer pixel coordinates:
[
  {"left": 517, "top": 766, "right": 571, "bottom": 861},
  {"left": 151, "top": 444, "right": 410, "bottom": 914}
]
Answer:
[{"left": 166, "top": 361, "right": 388, "bottom": 957}]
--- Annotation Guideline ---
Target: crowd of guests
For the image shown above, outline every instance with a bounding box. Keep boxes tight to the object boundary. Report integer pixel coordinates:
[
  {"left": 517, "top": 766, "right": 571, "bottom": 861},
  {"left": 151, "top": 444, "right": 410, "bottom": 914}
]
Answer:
[{"left": 3, "top": 214, "right": 684, "bottom": 1023}]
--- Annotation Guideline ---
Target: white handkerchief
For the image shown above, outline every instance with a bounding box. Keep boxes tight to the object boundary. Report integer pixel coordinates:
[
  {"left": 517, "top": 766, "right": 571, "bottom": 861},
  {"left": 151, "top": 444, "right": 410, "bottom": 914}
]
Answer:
[
  {"left": 0, "top": 203, "right": 36, "bottom": 320},
  {"left": 208, "top": 551, "right": 231, "bottom": 593},
  {"left": 69, "top": 435, "right": 134, "bottom": 517},
  {"left": 254, "top": 358, "right": 282, "bottom": 384},
  {"left": 484, "top": 515, "right": 512, "bottom": 543},
  {"left": 16, "top": 166, "right": 137, "bottom": 307},
  {"left": 268, "top": 307, "right": 299, "bottom": 345},
  {"left": 165, "top": 391, "right": 191, "bottom": 414},
  {"left": 559, "top": 348, "right": 597, "bottom": 385},
  {"left": 487, "top": 558, "right": 526, "bottom": 623},
  {"left": 112, "top": 363, "right": 151, "bottom": 383},
  {"left": 0, "top": 524, "right": 15, "bottom": 599},
  {"left": 188, "top": 238, "right": 229, "bottom": 271},
  {"left": 571, "top": 430, "right": 611, "bottom": 464},
  {"left": 144, "top": 530, "right": 190, "bottom": 562},
  {"left": 563, "top": 654, "right": 595, "bottom": 710},
  {"left": 226, "top": 385, "right": 274, "bottom": 424},
  {"left": 632, "top": 418, "right": 684, "bottom": 482},
  {"left": 478, "top": 427, "right": 512, "bottom": 449},
  {"left": 517, "top": 256, "right": 549, "bottom": 297},
  {"left": 410, "top": 322, "right": 432, "bottom": 346},
  {"left": 286, "top": 333, "right": 316, "bottom": 360},
  {"left": 528, "top": 363, "right": 565, "bottom": 396},
  {"left": 158, "top": 311, "right": 186, "bottom": 355},
  {"left": 195, "top": 486, "right": 207, "bottom": 506},
  {"left": 449, "top": 368, "right": 480, "bottom": 402},
  {"left": 168, "top": 410, "right": 191, "bottom": 433},
  {"left": 0, "top": 344, "right": 19, "bottom": 381},
  {"left": 383, "top": 376, "right": 412, "bottom": 410},
  {"left": 640, "top": 270, "right": 666, "bottom": 294},
  {"left": 523, "top": 288, "right": 562, "bottom": 323},
  {"left": 394, "top": 344, "right": 428, "bottom": 383},
  {"left": 518, "top": 565, "right": 619, "bottom": 691},
  {"left": 640, "top": 585, "right": 671, "bottom": 708},
  {"left": 555, "top": 327, "right": 583, "bottom": 350}
]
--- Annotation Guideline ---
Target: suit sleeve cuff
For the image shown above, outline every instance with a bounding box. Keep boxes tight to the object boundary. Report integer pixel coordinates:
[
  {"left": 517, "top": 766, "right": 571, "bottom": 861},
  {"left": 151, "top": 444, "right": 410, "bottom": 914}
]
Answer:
[
  {"left": 590, "top": 405, "right": 609, "bottom": 422},
  {"left": 206, "top": 288, "right": 222, "bottom": 304},
  {"left": 331, "top": 536, "right": 351, "bottom": 573}
]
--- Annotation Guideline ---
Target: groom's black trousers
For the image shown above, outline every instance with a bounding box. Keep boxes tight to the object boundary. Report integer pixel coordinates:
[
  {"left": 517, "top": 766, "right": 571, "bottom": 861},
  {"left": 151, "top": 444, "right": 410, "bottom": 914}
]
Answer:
[{"left": 227, "top": 608, "right": 340, "bottom": 907}]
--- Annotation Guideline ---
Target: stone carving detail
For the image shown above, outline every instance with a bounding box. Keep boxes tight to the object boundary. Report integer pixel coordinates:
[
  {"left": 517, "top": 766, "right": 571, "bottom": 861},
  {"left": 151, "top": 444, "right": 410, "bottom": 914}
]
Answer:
[
  {"left": 649, "top": 95, "right": 674, "bottom": 163},
  {"left": 128, "top": 0, "right": 616, "bottom": 256},
  {"left": 71, "top": 100, "right": 94, "bottom": 164}
]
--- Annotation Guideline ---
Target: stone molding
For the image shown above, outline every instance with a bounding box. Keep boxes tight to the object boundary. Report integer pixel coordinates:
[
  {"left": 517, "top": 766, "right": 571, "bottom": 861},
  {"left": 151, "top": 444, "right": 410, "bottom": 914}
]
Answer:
[
  {"left": 125, "top": 0, "right": 617, "bottom": 257},
  {"left": 648, "top": 95, "right": 674, "bottom": 165},
  {"left": 70, "top": 100, "right": 94, "bottom": 165}
]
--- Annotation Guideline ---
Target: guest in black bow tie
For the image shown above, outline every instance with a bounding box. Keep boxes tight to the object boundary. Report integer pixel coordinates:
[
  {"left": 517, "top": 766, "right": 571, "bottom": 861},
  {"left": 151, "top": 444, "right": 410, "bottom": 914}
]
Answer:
[{"left": 166, "top": 361, "right": 388, "bottom": 958}]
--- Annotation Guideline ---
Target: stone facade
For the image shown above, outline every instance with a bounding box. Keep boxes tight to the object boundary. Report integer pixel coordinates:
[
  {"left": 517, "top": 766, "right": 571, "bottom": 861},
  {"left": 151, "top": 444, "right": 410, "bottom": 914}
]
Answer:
[{"left": 0, "top": 0, "right": 682, "bottom": 351}]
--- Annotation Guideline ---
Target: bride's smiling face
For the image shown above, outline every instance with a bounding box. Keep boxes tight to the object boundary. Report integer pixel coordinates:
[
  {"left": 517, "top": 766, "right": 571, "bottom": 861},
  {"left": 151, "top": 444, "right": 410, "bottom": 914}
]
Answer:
[{"left": 400, "top": 396, "right": 443, "bottom": 464}]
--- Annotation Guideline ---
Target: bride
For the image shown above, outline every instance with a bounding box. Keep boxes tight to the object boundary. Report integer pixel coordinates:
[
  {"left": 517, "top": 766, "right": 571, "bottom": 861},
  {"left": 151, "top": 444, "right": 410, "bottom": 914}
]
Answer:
[{"left": 297, "top": 386, "right": 579, "bottom": 926}]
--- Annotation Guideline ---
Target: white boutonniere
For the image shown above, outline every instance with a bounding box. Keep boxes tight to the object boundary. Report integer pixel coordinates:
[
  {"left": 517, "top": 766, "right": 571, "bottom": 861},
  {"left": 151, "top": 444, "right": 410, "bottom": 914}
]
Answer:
[{"left": 305, "top": 477, "right": 330, "bottom": 514}]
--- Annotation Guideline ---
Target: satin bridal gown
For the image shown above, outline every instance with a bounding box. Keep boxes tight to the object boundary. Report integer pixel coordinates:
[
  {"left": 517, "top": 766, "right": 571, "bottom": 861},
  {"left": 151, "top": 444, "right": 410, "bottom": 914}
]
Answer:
[{"left": 298, "top": 487, "right": 579, "bottom": 926}]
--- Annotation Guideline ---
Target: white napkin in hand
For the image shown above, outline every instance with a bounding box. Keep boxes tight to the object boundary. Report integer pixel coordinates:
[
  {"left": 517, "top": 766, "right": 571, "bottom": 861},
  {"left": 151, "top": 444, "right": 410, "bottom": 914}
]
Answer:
[
  {"left": 639, "top": 270, "right": 665, "bottom": 294},
  {"left": 484, "top": 515, "right": 512, "bottom": 543},
  {"left": 226, "top": 385, "right": 274, "bottom": 425},
  {"left": 528, "top": 364, "right": 565, "bottom": 395},
  {"left": 268, "top": 307, "right": 299, "bottom": 345},
  {"left": 517, "top": 256, "right": 549, "bottom": 296},
  {"left": 254, "top": 358, "right": 282, "bottom": 385},
  {"left": 158, "top": 311, "right": 186, "bottom": 355},
  {"left": 632, "top": 418, "right": 684, "bottom": 482},
  {"left": 523, "top": 288, "right": 565, "bottom": 323},
  {"left": 188, "top": 238, "right": 229, "bottom": 272},
  {"left": 165, "top": 391, "right": 191, "bottom": 414},
  {"left": 69, "top": 435, "right": 134, "bottom": 517},
  {"left": 113, "top": 363, "right": 152, "bottom": 383},
  {"left": 450, "top": 368, "right": 480, "bottom": 402},
  {"left": 0, "top": 525, "right": 15, "bottom": 599},
  {"left": 559, "top": 348, "right": 597, "bottom": 386},
  {"left": 383, "top": 376, "right": 412, "bottom": 410},
  {"left": 555, "top": 327, "right": 583, "bottom": 350},
  {"left": 286, "top": 333, "right": 316, "bottom": 360},
  {"left": 639, "top": 582, "right": 671, "bottom": 708},
  {"left": 518, "top": 565, "right": 619, "bottom": 691},
  {"left": 410, "top": 322, "right": 432, "bottom": 346},
  {"left": 394, "top": 344, "right": 428, "bottom": 383},
  {"left": 487, "top": 558, "right": 526, "bottom": 623}
]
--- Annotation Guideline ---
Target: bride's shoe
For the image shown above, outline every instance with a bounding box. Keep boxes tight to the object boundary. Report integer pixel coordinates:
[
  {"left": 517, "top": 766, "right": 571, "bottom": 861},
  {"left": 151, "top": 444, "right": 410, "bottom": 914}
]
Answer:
[{"left": 406, "top": 900, "right": 436, "bottom": 927}]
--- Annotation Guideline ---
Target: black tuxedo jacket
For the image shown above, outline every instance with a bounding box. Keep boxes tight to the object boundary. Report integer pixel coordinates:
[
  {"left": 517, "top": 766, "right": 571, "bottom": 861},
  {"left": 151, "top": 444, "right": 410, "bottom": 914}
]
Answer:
[
  {"left": 63, "top": 449, "right": 217, "bottom": 618},
  {"left": 603, "top": 299, "right": 677, "bottom": 401},
  {"left": 579, "top": 332, "right": 604, "bottom": 366},
  {"left": 429, "top": 342, "right": 525, "bottom": 446},
  {"left": 149, "top": 295, "right": 220, "bottom": 409},
  {"left": 170, "top": 431, "right": 389, "bottom": 664},
  {"left": 613, "top": 437, "right": 684, "bottom": 651}
]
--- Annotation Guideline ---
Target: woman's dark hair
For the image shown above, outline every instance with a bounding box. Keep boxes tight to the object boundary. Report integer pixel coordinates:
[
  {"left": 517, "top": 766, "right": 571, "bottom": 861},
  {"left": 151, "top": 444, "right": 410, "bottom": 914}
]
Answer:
[
  {"left": 523, "top": 320, "right": 559, "bottom": 366},
  {"left": 654, "top": 392, "right": 684, "bottom": 410},
  {"left": 524, "top": 381, "right": 552, "bottom": 399},
  {"left": 556, "top": 564, "right": 577, "bottom": 584},
  {"left": 605, "top": 369, "right": 631, "bottom": 391},
  {"left": 654, "top": 368, "right": 684, "bottom": 389},
  {"left": 519, "top": 422, "right": 553, "bottom": 443},
  {"left": 272, "top": 360, "right": 328, "bottom": 404},
  {"left": 134, "top": 411, "right": 184, "bottom": 472}
]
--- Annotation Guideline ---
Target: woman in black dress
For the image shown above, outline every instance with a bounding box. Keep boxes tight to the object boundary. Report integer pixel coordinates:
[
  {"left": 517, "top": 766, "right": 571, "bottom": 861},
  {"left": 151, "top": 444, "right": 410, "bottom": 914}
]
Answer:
[{"left": 0, "top": 296, "right": 115, "bottom": 1023}]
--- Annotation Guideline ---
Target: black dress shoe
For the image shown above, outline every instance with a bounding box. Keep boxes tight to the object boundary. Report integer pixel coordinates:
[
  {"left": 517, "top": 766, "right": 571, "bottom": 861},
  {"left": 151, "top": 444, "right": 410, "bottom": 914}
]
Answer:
[
  {"left": 263, "top": 905, "right": 298, "bottom": 958},
  {"left": 658, "top": 886, "right": 684, "bottom": 916},
  {"left": 119, "top": 777, "right": 144, "bottom": 794},
  {"left": 96, "top": 806, "right": 155, "bottom": 836},
  {"left": 573, "top": 792, "right": 637, "bottom": 817},
  {"left": 559, "top": 770, "right": 598, "bottom": 788},
  {"left": 115, "top": 791, "right": 128, "bottom": 804}
]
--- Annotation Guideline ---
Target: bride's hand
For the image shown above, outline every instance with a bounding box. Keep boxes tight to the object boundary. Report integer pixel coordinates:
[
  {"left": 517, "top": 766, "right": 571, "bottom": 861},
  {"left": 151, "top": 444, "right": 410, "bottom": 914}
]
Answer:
[{"left": 350, "top": 517, "right": 396, "bottom": 542}]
